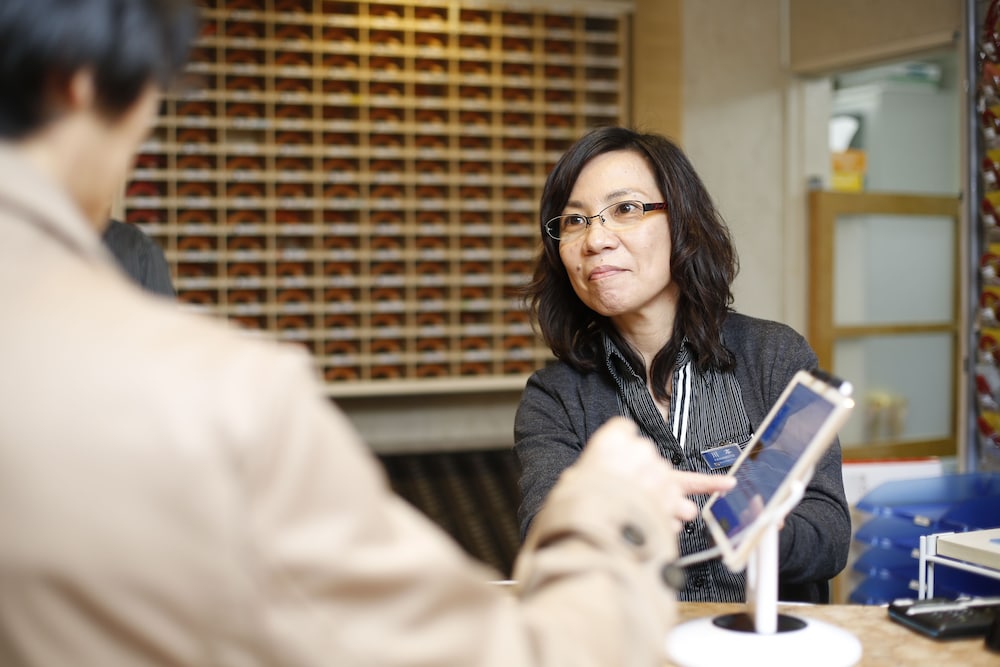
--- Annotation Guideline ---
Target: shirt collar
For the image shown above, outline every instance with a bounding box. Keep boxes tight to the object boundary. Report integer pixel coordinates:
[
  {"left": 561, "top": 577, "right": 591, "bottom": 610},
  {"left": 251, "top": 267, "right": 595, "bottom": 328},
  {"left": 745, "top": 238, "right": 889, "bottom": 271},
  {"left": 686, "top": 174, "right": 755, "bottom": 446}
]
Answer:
[
  {"left": 601, "top": 331, "right": 694, "bottom": 387},
  {"left": 602, "top": 333, "right": 640, "bottom": 385}
]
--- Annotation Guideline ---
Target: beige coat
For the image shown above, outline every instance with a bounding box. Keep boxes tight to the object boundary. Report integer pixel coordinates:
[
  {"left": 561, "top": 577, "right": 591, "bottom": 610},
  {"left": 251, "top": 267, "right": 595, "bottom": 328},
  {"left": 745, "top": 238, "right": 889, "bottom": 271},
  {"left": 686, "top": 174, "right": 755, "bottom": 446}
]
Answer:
[{"left": 0, "top": 146, "right": 678, "bottom": 666}]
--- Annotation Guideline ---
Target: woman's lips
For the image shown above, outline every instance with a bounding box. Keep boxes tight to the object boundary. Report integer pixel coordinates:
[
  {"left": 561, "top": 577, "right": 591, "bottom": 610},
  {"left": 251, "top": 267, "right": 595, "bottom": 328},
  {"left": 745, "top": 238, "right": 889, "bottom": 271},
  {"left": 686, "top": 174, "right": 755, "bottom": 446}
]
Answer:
[{"left": 588, "top": 265, "right": 625, "bottom": 281}]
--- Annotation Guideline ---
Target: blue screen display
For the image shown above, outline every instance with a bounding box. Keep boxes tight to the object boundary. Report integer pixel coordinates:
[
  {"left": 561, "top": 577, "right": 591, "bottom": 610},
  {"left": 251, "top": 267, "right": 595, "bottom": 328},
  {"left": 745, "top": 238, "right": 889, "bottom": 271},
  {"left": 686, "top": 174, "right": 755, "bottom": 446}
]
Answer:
[{"left": 709, "top": 383, "right": 835, "bottom": 540}]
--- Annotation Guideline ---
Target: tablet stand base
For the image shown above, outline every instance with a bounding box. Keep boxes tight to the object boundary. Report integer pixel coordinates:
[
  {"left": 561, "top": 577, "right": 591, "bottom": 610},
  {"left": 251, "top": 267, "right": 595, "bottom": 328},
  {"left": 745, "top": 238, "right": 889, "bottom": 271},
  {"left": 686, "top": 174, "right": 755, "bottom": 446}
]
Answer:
[
  {"left": 665, "top": 612, "right": 862, "bottom": 667},
  {"left": 667, "top": 485, "right": 861, "bottom": 666}
]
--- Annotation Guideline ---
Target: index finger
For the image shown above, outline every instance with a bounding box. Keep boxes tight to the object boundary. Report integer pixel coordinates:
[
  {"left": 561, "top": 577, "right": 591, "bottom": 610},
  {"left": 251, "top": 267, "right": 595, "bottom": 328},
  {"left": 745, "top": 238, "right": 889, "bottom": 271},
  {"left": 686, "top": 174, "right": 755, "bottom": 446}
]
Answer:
[{"left": 670, "top": 470, "right": 735, "bottom": 496}]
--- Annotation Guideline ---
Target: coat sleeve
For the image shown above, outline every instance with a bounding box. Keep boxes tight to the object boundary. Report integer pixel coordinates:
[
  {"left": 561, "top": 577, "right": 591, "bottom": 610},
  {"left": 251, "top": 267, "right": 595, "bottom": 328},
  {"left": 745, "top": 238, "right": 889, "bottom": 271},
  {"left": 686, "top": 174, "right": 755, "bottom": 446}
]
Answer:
[
  {"left": 778, "top": 433, "right": 852, "bottom": 586},
  {"left": 513, "top": 368, "right": 590, "bottom": 540},
  {"left": 243, "top": 351, "right": 679, "bottom": 667}
]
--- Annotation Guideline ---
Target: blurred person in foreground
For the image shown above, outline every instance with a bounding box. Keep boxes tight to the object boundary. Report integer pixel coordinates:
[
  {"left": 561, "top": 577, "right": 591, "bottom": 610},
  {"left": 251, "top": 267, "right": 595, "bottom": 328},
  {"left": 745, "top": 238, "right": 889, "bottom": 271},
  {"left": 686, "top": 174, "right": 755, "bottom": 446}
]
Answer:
[
  {"left": 0, "top": 2, "right": 732, "bottom": 665},
  {"left": 515, "top": 126, "right": 851, "bottom": 604}
]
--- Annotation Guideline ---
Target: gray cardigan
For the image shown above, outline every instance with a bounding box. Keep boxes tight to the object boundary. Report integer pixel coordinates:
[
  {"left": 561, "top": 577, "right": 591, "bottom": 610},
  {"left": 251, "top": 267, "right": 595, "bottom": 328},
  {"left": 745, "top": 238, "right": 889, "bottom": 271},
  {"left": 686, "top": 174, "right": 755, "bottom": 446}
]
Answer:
[{"left": 514, "top": 312, "right": 851, "bottom": 603}]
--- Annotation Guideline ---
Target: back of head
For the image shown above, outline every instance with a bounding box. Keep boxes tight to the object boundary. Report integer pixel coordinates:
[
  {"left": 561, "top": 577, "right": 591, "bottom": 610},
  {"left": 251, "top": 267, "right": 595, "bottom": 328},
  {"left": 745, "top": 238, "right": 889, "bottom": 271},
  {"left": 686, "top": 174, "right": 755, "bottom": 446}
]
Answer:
[{"left": 0, "top": 0, "right": 199, "bottom": 139}]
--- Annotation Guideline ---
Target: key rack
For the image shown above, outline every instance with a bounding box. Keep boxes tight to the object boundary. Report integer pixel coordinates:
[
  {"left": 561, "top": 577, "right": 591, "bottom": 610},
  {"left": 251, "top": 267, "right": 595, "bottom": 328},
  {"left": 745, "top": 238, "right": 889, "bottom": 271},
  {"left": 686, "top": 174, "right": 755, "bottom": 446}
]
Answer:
[{"left": 123, "top": 0, "right": 632, "bottom": 396}]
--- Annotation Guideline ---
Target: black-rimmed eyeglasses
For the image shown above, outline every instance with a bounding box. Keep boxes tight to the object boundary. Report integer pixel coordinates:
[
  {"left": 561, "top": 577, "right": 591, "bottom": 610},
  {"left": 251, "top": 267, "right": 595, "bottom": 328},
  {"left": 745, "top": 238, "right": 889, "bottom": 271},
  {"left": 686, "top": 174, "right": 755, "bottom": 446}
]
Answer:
[{"left": 544, "top": 200, "right": 667, "bottom": 242}]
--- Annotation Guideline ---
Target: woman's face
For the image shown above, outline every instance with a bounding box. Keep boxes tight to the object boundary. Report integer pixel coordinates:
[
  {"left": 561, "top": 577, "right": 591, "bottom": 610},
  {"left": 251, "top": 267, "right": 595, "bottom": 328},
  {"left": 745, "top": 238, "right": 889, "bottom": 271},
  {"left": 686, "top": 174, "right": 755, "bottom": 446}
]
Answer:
[{"left": 556, "top": 149, "right": 677, "bottom": 327}]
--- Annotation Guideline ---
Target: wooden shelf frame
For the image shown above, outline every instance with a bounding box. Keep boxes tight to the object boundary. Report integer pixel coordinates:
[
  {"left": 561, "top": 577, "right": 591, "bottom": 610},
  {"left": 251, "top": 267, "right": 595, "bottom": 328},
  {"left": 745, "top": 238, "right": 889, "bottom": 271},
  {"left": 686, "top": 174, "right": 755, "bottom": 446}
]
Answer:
[{"left": 808, "top": 190, "right": 962, "bottom": 459}]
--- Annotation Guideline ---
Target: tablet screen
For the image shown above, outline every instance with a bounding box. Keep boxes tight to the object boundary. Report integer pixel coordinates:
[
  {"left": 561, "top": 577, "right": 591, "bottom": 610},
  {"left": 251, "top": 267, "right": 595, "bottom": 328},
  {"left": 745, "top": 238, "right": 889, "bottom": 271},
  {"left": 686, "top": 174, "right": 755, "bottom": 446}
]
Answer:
[{"left": 708, "top": 382, "right": 837, "bottom": 541}]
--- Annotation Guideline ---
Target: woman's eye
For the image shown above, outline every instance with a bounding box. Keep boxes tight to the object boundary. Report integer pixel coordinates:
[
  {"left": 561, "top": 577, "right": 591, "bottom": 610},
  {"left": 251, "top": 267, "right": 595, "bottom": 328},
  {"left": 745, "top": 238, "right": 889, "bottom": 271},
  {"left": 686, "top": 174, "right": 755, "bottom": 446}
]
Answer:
[
  {"left": 616, "top": 201, "right": 639, "bottom": 215},
  {"left": 563, "top": 215, "right": 587, "bottom": 227}
]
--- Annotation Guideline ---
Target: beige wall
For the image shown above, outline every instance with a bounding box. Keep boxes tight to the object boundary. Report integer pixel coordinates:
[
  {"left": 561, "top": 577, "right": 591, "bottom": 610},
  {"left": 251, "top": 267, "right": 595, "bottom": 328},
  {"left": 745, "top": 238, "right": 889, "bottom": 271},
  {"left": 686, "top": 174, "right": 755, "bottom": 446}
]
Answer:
[
  {"left": 787, "top": 0, "right": 961, "bottom": 75},
  {"left": 681, "top": 0, "right": 807, "bottom": 328},
  {"left": 679, "top": 0, "right": 962, "bottom": 333},
  {"left": 631, "top": 0, "right": 813, "bottom": 329}
]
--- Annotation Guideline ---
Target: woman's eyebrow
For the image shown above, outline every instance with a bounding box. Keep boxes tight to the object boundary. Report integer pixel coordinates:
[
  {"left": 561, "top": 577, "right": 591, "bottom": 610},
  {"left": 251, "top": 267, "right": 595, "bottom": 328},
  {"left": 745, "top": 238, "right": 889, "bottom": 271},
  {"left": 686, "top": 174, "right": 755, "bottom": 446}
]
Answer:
[
  {"left": 604, "top": 188, "right": 640, "bottom": 202},
  {"left": 563, "top": 189, "right": 641, "bottom": 211}
]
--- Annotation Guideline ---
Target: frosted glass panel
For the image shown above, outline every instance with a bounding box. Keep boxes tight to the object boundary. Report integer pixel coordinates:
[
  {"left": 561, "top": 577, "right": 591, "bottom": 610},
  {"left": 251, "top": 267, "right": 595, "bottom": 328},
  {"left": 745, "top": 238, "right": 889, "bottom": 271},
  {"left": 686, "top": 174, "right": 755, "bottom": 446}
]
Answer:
[
  {"left": 834, "top": 333, "right": 952, "bottom": 448},
  {"left": 834, "top": 214, "right": 954, "bottom": 326}
]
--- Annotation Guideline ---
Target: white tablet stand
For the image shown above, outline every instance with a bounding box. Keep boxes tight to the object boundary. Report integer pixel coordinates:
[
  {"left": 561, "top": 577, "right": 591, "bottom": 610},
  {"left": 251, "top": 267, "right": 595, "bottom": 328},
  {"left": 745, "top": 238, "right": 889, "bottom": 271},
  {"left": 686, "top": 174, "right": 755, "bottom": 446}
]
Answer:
[{"left": 666, "top": 479, "right": 863, "bottom": 667}]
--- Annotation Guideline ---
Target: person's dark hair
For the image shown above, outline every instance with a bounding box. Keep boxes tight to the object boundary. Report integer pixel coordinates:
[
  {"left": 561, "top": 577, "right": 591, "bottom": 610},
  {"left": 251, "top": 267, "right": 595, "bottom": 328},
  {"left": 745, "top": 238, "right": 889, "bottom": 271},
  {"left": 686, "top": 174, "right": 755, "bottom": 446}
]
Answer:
[
  {"left": 0, "top": 0, "right": 199, "bottom": 138},
  {"left": 526, "top": 126, "right": 739, "bottom": 401}
]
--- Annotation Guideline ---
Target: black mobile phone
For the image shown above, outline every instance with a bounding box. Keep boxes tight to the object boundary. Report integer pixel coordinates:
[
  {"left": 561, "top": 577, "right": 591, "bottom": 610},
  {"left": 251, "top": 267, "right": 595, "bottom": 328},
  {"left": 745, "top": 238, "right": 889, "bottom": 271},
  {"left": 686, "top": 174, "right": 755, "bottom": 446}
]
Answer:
[{"left": 888, "top": 597, "right": 1000, "bottom": 640}]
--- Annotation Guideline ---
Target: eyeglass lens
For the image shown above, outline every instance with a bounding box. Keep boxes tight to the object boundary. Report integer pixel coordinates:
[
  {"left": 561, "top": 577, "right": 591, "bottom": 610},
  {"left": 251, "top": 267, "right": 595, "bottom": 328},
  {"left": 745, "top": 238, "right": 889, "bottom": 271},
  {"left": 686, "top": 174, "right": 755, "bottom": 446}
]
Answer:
[{"left": 546, "top": 200, "right": 655, "bottom": 241}]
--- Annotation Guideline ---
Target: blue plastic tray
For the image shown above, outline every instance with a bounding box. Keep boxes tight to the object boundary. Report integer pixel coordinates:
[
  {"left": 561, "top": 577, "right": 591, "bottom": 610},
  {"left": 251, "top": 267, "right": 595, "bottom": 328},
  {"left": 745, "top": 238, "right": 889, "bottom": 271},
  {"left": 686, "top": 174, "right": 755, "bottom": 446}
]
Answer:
[
  {"left": 931, "top": 566, "right": 1000, "bottom": 597},
  {"left": 855, "top": 472, "right": 1000, "bottom": 526},
  {"left": 853, "top": 544, "right": 918, "bottom": 580},
  {"left": 848, "top": 575, "right": 924, "bottom": 605},
  {"left": 854, "top": 515, "right": 935, "bottom": 553},
  {"left": 938, "top": 495, "right": 1000, "bottom": 531},
  {"left": 852, "top": 545, "right": 1000, "bottom": 597}
]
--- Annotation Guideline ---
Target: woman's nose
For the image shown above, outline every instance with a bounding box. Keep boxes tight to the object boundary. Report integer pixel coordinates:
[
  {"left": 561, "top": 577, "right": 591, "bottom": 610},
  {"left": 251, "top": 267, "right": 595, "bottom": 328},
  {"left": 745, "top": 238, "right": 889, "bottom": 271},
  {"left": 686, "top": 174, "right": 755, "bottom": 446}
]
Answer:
[{"left": 581, "top": 216, "right": 616, "bottom": 248}]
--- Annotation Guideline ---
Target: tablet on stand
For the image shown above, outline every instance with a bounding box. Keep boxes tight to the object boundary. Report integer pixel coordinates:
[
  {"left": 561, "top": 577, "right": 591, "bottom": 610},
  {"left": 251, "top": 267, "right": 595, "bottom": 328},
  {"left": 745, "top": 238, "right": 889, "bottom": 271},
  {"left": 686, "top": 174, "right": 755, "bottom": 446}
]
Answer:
[{"left": 666, "top": 370, "right": 863, "bottom": 667}]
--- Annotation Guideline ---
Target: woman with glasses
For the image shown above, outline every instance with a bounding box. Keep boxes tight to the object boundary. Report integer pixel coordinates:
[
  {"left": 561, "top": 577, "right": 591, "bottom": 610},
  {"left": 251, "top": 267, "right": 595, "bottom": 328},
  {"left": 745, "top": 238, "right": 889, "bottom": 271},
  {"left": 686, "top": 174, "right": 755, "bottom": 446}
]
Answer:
[{"left": 515, "top": 126, "right": 851, "bottom": 604}]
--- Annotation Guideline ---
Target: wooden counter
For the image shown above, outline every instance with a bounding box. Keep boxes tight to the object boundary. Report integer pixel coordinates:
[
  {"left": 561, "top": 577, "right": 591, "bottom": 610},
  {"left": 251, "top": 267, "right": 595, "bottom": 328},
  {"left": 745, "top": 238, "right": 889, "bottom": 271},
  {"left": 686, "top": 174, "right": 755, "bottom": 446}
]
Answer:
[{"left": 667, "top": 602, "right": 997, "bottom": 666}]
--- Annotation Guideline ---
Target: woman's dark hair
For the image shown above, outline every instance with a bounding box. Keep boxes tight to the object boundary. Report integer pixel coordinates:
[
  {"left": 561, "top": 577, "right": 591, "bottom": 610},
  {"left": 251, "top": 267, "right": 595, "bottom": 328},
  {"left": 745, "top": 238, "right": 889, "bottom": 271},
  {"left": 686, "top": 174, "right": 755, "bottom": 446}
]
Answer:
[
  {"left": 0, "top": 0, "right": 199, "bottom": 138},
  {"left": 526, "top": 126, "right": 739, "bottom": 401}
]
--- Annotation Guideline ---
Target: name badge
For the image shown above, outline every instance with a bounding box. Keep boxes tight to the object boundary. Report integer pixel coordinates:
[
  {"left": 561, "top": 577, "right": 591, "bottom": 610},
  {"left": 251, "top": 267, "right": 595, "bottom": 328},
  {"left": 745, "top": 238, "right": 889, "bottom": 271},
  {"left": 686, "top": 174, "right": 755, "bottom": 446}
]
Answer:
[{"left": 701, "top": 440, "right": 746, "bottom": 470}]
